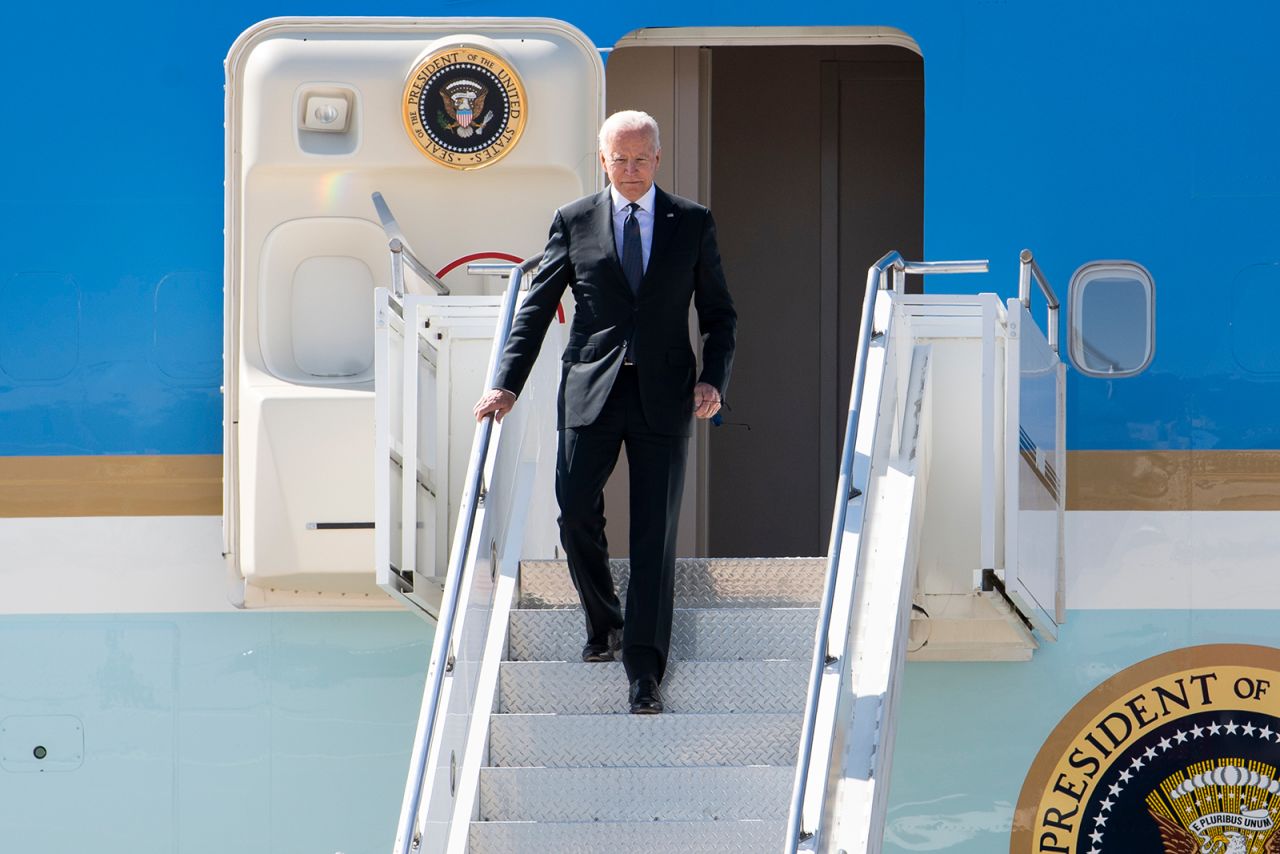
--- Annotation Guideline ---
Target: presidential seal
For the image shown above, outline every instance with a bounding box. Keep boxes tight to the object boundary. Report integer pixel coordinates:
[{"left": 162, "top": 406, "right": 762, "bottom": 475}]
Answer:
[
  {"left": 401, "top": 46, "right": 527, "bottom": 170},
  {"left": 1014, "top": 646, "right": 1280, "bottom": 854}
]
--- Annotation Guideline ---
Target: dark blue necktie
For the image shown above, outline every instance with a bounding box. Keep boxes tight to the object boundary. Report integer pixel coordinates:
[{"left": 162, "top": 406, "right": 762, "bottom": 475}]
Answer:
[{"left": 622, "top": 202, "right": 643, "bottom": 294}]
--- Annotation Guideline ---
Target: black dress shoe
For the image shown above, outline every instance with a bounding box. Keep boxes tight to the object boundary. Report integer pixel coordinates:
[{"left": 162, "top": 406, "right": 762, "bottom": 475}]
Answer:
[
  {"left": 629, "top": 678, "right": 664, "bottom": 715},
  {"left": 581, "top": 627, "right": 622, "bottom": 663}
]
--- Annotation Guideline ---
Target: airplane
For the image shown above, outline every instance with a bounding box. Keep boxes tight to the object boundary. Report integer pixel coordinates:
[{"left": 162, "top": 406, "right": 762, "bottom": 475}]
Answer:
[{"left": 2, "top": 2, "right": 1279, "bottom": 852}]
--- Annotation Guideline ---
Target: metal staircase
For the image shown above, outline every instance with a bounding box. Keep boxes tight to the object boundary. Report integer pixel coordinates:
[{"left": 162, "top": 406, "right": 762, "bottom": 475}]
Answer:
[
  {"left": 375, "top": 249, "right": 1066, "bottom": 853},
  {"left": 469, "top": 557, "right": 824, "bottom": 852}
]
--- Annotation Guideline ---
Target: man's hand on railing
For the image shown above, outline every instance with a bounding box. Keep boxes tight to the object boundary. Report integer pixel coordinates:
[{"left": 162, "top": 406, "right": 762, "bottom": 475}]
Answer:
[{"left": 474, "top": 388, "right": 516, "bottom": 422}]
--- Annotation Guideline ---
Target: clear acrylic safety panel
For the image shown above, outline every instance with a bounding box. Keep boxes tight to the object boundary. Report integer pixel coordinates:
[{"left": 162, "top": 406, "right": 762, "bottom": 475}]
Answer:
[{"left": 1004, "top": 299, "right": 1065, "bottom": 637}]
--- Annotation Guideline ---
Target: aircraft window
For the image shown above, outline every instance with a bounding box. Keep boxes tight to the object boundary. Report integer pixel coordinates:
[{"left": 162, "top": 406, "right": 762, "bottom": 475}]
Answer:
[
  {"left": 1068, "top": 261, "right": 1154, "bottom": 377},
  {"left": 155, "top": 271, "right": 221, "bottom": 381}
]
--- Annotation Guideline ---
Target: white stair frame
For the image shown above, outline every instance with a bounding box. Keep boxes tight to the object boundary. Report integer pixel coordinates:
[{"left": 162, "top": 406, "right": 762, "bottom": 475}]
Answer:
[
  {"left": 818, "top": 336, "right": 933, "bottom": 852},
  {"left": 793, "top": 293, "right": 934, "bottom": 852}
]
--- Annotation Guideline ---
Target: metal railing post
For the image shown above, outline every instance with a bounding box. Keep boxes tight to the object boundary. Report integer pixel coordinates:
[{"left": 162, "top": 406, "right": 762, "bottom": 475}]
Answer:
[{"left": 390, "top": 240, "right": 406, "bottom": 299}]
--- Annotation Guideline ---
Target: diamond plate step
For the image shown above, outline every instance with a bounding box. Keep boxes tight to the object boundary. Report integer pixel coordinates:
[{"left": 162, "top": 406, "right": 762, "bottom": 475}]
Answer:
[
  {"left": 507, "top": 606, "right": 819, "bottom": 662},
  {"left": 488, "top": 712, "right": 800, "bottom": 768},
  {"left": 499, "top": 660, "right": 808, "bottom": 714},
  {"left": 519, "top": 557, "right": 825, "bottom": 609},
  {"left": 479, "top": 765, "right": 792, "bottom": 821},
  {"left": 468, "top": 819, "right": 785, "bottom": 854}
]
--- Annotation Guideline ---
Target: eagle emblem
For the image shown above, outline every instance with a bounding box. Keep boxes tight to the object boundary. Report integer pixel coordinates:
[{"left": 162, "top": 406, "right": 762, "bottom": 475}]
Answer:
[
  {"left": 439, "top": 79, "right": 494, "bottom": 139},
  {"left": 401, "top": 46, "right": 527, "bottom": 169},
  {"left": 1148, "top": 763, "right": 1280, "bottom": 854},
  {"left": 1152, "top": 810, "right": 1280, "bottom": 854}
]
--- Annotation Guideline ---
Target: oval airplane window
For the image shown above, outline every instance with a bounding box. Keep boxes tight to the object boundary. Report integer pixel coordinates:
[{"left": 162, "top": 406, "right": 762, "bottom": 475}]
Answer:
[{"left": 1068, "top": 261, "right": 1155, "bottom": 377}]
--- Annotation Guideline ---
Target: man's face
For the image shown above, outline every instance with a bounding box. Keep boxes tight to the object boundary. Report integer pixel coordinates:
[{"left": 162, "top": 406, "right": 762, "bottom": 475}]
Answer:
[{"left": 600, "top": 129, "right": 660, "bottom": 202}]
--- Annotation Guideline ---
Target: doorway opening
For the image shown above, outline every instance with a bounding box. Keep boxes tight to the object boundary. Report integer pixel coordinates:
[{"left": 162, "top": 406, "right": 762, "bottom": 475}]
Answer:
[{"left": 605, "top": 30, "right": 924, "bottom": 558}]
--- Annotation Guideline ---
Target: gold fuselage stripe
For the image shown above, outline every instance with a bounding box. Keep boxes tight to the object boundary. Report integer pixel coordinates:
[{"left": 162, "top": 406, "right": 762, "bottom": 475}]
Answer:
[
  {"left": 0, "top": 455, "right": 222, "bottom": 517},
  {"left": 0, "top": 450, "right": 1278, "bottom": 517},
  {"left": 1067, "top": 450, "right": 1280, "bottom": 511}
]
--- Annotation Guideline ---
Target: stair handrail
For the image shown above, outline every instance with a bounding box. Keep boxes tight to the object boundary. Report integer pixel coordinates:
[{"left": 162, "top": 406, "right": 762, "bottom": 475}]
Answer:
[
  {"left": 372, "top": 191, "right": 451, "bottom": 296},
  {"left": 1018, "top": 248, "right": 1060, "bottom": 353},
  {"left": 392, "top": 253, "right": 542, "bottom": 854},
  {"left": 784, "top": 252, "right": 988, "bottom": 852}
]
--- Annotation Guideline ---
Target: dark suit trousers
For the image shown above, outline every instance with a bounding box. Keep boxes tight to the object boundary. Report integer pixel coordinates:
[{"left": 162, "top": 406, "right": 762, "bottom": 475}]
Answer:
[{"left": 555, "top": 366, "right": 688, "bottom": 683}]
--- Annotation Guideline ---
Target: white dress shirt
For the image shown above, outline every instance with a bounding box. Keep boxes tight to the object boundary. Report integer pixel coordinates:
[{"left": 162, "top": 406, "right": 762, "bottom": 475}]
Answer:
[{"left": 610, "top": 184, "right": 656, "bottom": 273}]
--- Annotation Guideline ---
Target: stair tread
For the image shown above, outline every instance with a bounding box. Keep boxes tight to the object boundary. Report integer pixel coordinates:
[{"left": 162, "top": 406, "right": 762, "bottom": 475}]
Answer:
[
  {"left": 488, "top": 711, "right": 800, "bottom": 768},
  {"left": 507, "top": 606, "right": 819, "bottom": 662},
  {"left": 478, "top": 765, "right": 792, "bottom": 821},
  {"left": 468, "top": 818, "right": 784, "bottom": 854},
  {"left": 519, "top": 557, "right": 825, "bottom": 609},
  {"left": 499, "top": 659, "right": 808, "bottom": 714}
]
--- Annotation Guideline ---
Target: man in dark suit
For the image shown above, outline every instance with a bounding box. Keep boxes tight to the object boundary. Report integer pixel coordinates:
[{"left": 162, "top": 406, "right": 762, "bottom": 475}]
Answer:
[{"left": 473, "top": 110, "right": 736, "bottom": 714}]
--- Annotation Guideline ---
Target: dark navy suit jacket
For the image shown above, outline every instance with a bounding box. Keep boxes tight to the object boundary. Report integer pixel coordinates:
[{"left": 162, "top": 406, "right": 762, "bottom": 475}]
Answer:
[{"left": 495, "top": 187, "right": 736, "bottom": 438}]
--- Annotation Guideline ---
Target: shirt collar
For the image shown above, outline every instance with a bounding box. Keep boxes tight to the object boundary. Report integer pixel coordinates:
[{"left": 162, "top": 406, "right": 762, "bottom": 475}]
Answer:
[{"left": 610, "top": 183, "right": 657, "bottom": 216}]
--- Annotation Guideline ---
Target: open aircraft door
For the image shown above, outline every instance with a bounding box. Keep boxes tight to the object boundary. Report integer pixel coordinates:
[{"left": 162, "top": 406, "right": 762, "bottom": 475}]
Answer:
[{"left": 224, "top": 18, "right": 603, "bottom": 606}]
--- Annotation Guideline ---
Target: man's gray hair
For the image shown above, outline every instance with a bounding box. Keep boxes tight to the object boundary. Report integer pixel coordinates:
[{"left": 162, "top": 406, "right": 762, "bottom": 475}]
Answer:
[{"left": 598, "top": 110, "right": 661, "bottom": 152}]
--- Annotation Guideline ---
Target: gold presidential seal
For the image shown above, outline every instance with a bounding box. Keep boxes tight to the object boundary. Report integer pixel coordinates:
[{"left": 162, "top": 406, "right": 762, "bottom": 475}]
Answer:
[
  {"left": 1013, "top": 645, "right": 1280, "bottom": 854},
  {"left": 401, "top": 46, "right": 527, "bottom": 170}
]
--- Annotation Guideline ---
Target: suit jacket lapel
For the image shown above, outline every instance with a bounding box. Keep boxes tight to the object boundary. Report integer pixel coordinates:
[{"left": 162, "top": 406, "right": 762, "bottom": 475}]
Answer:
[
  {"left": 641, "top": 189, "right": 681, "bottom": 295},
  {"left": 591, "top": 190, "right": 632, "bottom": 299}
]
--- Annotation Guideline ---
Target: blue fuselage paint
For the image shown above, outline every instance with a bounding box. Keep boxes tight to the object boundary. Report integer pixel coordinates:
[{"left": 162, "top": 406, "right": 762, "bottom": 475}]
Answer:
[{"left": 2, "top": 1, "right": 1278, "bottom": 454}]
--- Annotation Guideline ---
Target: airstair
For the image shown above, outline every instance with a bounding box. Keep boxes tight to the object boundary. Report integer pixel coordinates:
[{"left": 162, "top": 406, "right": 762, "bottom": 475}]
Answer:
[{"left": 375, "top": 249, "right": 1066, "bottom": 853}]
